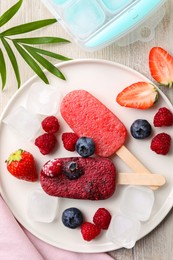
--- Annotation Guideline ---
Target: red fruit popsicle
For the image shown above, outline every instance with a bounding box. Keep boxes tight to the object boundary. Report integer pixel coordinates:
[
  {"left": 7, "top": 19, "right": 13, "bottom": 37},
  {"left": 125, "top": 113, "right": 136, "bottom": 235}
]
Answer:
[
  {"left": 40, "top": 156, "right": 165, "bottom": 200},
  {"left": 40, "top": 157, "right": 116, "bottom": 200},
  {"left": 60, "top": 89, "right": 127, "bottom": 157},
  {"left": 60, "top": 90, "right": 159, "bottom": 189}
]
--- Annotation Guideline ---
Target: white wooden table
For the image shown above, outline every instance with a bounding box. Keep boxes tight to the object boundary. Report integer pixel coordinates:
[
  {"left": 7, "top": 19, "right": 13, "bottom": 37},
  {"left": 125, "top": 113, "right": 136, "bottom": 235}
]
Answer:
[{"left": 1, "top": 1, "right": 173, "bottom": 259}]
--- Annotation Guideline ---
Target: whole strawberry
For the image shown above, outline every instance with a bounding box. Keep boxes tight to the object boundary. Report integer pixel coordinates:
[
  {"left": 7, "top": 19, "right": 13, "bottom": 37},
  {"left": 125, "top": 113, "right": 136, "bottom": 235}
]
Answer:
[
  {"left": 81, "top": 222, "right": 101, "bottom": 241},
  {"left": 150, "top": 133, "right": 171, "bottom": 155},
  {"left": 153, "top": 107, "right": 173, "bottom": 127},
  {"left": 93, "top": 208, "right": 111, "bottom": 230},
  {"left": 6, "top": 149, "right": 38, "bottom": 182},
  {"left": 35, "top": 133, "right": 57, "bottom": 155}
]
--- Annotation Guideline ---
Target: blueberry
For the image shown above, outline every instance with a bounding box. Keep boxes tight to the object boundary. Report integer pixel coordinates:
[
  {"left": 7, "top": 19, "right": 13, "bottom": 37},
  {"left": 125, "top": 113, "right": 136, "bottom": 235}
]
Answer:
[
  {"left": 62, "top": 207, "right": 83, "bottom": 229},
  {"left": 130, "top": 119, "right": 152, "bottom": 139},
  {"left": 75, "top": 137, "right": 95, "bottom": 157},
  {"left": 63, "top": 161, "right": 83, "bottom": 180}
]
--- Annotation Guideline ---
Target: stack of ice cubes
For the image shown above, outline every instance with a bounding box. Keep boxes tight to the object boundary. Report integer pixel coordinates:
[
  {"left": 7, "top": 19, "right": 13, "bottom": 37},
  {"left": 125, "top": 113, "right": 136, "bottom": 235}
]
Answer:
[
  {"left": 3, "top": 83, "right": 61, "bottom": 141},
  {"left": 107, "top": 186, "right": 155, "bottom": 249}
]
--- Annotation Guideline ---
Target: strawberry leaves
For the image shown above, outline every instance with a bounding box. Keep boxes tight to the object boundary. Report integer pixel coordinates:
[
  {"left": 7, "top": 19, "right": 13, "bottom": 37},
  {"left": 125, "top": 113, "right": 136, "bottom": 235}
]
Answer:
[{"left": 0, "top": 0, "right": 71, "bottom": 90}]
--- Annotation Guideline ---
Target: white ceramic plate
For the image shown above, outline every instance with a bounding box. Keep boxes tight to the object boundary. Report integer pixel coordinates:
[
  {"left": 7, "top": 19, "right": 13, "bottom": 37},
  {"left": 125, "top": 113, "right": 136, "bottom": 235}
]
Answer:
[{"left": 0, "top": 59, "right": 173, "bottom": 253}]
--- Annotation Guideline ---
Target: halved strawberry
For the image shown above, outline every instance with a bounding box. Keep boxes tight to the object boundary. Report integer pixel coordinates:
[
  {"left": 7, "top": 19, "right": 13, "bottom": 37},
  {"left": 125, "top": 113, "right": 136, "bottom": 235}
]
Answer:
[
  {"left": 116, "top": 82, "right": 158, "bottom": 110},
  {"left": 149, "top": 47, "right": 173, "bottom": 88}
]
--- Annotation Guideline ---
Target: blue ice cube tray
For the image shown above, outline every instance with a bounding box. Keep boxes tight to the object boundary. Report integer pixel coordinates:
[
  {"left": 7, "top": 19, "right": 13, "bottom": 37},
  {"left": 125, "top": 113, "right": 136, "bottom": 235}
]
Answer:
[{"left": 41, "top": 0, "right": 166, "bottom": 51}]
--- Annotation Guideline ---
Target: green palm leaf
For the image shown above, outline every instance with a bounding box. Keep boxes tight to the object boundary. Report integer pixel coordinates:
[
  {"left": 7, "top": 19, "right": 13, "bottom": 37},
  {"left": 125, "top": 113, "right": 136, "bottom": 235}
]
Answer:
[
  {"left": 0, "top": 48, "right": 7, "bottom": 90},
  {"left": 13, "top": 36, "right": 70, "bottom": 44},
  {"left": 14, "top": 42, "right": 49, "bottom": 84},
  {"left": 23, "top": 44, "right": 65, "bottom": 80},
  {"left": 1, "top": 38, "right": 21, "bottom": 88},
  {"left": 20, "top": 44, "right": 71, "bottom": 61},
  {"left": 0, "top": 0, "right": 23, "bottom": 27},
  {"left": 0, "top": 1, "right": 71, "bottom": 90},
  {"left": 1, "top": 19, "right": 57, "bottom": 36}
]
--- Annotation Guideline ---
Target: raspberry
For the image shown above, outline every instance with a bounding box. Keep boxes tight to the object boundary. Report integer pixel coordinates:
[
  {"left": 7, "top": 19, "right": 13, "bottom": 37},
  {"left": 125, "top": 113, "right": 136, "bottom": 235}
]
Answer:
[
  {"left": 150, "top": 133, "right": 171, "bottom": 155},
  {"left": 153, "top": 107, "right": 173, "bottom": 127},
  {"left": 93, "top": 208, "right": 111, "bottom": 230},
  {"left": 41, "top": 116, "right": 60, "bottom": 134},
  {"left": 42, "top": 159, "right": 61, "bottom": 177},
  {"left": 62, "top": 132, "right": 78, "bottom": 151},
  {"left": 81, "top": 222, "right": 101, "bottom": 241},
  {"left": 35, "top": 133, "right": 57, "bottom": 155}
]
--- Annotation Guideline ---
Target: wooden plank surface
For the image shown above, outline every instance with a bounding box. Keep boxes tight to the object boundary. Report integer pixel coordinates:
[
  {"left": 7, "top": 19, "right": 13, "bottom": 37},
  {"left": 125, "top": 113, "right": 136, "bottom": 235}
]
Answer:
[{"left": 0, "top": 1, "right": 173, "bottom": 259}]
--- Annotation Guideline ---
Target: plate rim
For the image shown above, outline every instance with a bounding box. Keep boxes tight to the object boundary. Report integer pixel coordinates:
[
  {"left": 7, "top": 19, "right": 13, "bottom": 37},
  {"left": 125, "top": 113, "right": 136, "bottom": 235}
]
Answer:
[{"left": 0, "top": 58, "right": 173, "bottom": 253}]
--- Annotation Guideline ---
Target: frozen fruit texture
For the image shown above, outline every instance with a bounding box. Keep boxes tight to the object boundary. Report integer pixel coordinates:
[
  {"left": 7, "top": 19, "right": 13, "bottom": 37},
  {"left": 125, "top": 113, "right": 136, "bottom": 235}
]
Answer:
[
  {"left": 62, "top": 132, "right": 79, "bottom": 151},
  {"left": 6, "top": 149, "right": 38, "bottom": 182},
  {"left": 81, "top": 222, "right": 101, "bottom": 241},
  {"left": 60, "top": 90, "right": 127, "bottom": 157},
  {"left": 40, "top": 157, "right": 116, "bottom": 200},
  {"left": 63, "top": 161, "right": 83, "bottom": 180},
  {"left": 41, "top": 116, "right": 60, "bottom": 134},
  {"left": 93, "top": 208, "right": 111, "bottom": 230},
  {"left": 150, "top": 133, "right": 171, "bottom": 155},
  {"left": 42, "top": 159, "right": 61, "bottom": 177},
  {"left": 153, "top": 107, "right": 173, "bottom": 127},
  {"left": 35, "top": 133, "right": 57, "bottom": 155}
]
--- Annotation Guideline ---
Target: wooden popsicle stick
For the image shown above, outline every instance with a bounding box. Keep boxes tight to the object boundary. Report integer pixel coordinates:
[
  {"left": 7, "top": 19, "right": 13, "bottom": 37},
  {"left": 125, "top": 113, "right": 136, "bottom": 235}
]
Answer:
[
  {"left": 117, "top": 172, "right": 166, "bottom": 187},
  {"left": 116, "top": 145, "right": 158, "bottom": 190}
]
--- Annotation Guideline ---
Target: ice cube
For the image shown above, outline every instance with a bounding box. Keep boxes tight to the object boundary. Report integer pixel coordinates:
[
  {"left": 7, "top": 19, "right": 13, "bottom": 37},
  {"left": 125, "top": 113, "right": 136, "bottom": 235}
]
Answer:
[
  {"left": 120, "top": 186, "right": 155, "bottom": 221},
  {"left": 101, "top": 0, "right": 134, "bottom": 13},
  {"left": 64, "top": 0, "right": 105, "bottom": 39},
  {"left": 107, "top": 213, "right": 141, "bottom": 249},
  {"left": 26, "top": 82, "right": 62, "bottom": 115},
  {"left": 3, "top": 106, "right": 41, "bottom": 141},
  {"left": 27, "top": 189, "right": 59, "bottom": 223}
]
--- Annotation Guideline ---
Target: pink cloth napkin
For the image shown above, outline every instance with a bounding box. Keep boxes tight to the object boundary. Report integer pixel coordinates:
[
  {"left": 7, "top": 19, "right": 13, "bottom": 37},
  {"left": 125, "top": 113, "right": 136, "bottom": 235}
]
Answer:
[{"left": 0, "top": 196, "right": 113, "bottom": 260}]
